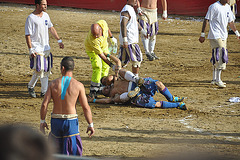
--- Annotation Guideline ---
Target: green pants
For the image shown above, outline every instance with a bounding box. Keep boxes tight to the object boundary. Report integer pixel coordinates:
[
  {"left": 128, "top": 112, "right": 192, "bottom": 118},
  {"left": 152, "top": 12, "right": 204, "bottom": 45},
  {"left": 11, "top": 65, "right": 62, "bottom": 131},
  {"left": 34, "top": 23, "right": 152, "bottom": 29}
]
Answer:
[{"left": 87, "top": 51, "right": 110, "bottom": 92}]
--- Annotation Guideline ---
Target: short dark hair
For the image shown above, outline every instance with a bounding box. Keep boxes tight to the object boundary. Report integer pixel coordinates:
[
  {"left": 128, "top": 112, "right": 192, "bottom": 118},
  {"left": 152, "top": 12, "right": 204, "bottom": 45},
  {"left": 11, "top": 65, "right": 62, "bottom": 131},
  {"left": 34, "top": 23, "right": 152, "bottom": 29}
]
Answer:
[
  {"left": 100, "top": 76, "right": 107, "bottom": 85},
  {"left": 61, "top": 57, "right": 74, "bottom": 71},
  {"left": 35, "top": 0, "right": 42, "bottom": 5}
]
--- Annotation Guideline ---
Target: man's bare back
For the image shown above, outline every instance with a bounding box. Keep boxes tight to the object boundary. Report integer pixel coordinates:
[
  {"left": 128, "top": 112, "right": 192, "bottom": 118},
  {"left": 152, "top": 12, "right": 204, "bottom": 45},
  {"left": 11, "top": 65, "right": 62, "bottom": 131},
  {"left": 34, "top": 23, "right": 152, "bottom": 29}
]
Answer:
[
  {"left": 40, "top": 56, "right": 94, "bottom": 137},
  {"left": 49, "top": 77, "right": 85, "bottom": 114}
]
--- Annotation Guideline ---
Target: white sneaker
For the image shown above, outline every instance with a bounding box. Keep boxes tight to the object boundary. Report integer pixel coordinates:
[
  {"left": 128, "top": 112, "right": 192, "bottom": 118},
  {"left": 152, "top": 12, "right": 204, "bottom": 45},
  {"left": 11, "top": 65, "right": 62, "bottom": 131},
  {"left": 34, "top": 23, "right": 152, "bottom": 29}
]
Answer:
[
  {"left": 216, "top": 81, "right": 226, "bottom": 88},
  {"left": 211, "top": 80, "right": 216, "bottom": 85},
  {"left": 211, "top": 80, "right": 226, "bottom": 85}
]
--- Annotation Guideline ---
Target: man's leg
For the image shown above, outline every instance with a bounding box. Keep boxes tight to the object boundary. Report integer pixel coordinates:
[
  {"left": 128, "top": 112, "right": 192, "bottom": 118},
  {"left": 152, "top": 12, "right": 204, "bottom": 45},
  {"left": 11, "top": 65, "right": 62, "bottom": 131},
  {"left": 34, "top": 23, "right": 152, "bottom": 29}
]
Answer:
[
  {"left": 211, "top": 66, "right": 217, "bottom": 84},
  {"left": 210, "top": 39, "right": 227, "bottom": 88},
  {"left": 156, "top": 81, "right": 184, "bottom": 102},
  {"left": 149, "top": 35, "right": 159, "bottom": 59},
  {"left": 155, "top": 101, "right": 187, "bottom": 110},
  {"left": 141, "top": 35, "right": 154, "bottom": 61},
  {"left": 87, "top": 52, "right": 102, "bottom": 98},
  {"left": 40, "top": 76, "right": 48, "bottom": 97},
  {"left": 28, "top": 73, "right": 38, "bottom": 98}
]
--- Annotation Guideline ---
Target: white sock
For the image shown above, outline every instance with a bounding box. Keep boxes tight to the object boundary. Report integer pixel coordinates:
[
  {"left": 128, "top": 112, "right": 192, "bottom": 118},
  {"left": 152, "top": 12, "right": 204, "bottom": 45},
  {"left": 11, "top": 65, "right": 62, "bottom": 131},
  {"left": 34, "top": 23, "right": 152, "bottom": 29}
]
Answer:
[
  {"left": 28, "top": 73, "right": 38, "bottom": 88},
  {"left": 216, "top": 69, "right": 222, "bottom": 82},
  {"left": 141, "top": 35, "right": 149, "bottom": 55},
  {"left": 40, "top": 76, "right": 48, "bottom": 93},
  {"left": 149, "top": 36, "right": 156, "bottom": 54},
  {"left": 212, "top": 67, "right": 216, "bottom": 81},
  {"left": 124, "top": 71, "right": 138, "bottom": 83}
]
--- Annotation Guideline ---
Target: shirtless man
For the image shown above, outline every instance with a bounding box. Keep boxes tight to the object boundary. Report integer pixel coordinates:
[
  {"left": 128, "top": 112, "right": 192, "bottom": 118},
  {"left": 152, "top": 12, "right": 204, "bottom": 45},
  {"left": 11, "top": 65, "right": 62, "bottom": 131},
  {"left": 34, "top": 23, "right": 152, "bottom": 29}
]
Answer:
[
  {"left": 90, "top": 76, "right": 186, "bottom": 110},
  {"left": 137, "top": 0, "right": 167, "bottom": 61},
  {"left": 40, "top": 57, "right": 95, "bottom": 156}
]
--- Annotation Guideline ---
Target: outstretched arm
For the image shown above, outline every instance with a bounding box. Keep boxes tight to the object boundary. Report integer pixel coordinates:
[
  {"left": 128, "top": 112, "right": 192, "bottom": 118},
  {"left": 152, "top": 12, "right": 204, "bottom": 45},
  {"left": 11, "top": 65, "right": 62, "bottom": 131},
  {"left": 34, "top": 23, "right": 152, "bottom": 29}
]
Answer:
[
  {"left": 88, "top": 97, "right": 113, "bottom": 104},
  {"left": 99, "top": 53, "right": 121, "bottom": 77}
]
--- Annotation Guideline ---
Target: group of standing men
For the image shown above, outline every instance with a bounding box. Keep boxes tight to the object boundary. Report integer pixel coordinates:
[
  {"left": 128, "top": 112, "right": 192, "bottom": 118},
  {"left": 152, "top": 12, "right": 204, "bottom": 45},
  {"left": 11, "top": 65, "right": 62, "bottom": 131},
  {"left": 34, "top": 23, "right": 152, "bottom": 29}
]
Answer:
[
  {"left": 24, "top": 0, "right": 239, "bottom": 157},
  {"left": 24, "top": 0, "right": 168, "bottom": 157}
]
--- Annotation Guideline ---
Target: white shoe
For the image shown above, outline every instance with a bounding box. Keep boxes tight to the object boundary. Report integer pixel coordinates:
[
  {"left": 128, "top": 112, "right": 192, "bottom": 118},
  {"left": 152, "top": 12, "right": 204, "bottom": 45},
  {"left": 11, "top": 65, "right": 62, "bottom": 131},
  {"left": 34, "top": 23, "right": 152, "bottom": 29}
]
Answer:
[
  {"left": 211, "top": 80, "right": 216, "bottom": 85},
  {"left": 216, "top": 81, "right": 226, "bottom": 88},
  {"left": 211, "top": 80, "right": 226, "bottom": 85}
]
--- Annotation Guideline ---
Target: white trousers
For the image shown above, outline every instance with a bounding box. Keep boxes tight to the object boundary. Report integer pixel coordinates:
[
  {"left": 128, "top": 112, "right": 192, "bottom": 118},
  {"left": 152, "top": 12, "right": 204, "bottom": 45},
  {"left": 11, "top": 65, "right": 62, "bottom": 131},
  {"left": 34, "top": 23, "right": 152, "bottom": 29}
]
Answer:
[{"left": 28, "top": 72, "right": 48, "bottom": 93}]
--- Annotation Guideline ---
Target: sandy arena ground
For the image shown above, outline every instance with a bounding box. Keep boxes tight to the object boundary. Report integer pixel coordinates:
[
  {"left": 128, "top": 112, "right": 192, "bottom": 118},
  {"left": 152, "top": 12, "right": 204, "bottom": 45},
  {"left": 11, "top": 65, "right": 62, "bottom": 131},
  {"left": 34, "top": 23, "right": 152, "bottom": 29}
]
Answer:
[{"left": 0, "top": 3, "right": 240, "bottom": 159}]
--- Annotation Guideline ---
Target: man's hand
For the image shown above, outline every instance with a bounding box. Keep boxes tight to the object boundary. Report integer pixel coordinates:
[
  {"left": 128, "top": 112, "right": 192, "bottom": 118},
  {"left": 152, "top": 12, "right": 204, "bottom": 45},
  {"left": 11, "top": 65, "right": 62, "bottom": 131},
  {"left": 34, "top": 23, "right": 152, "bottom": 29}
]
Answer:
[
  {"left": 86, "top": 127, "right": 95, "bottom": 138},
  {"left": 162, "top": 10, "right": 167, "bottom": 20},
  {"left": 199, "top": 37, "right": 205, "bottom": 43},
  {"left": 40, "top": 122, "right": 49, "bottom": 134},
  {"left": 110, "top": 37, "right": 117, "bottom": 46},
  {"left": 58, "top": 42, "right": 64, "bottom": 49},
  {"left": 112, "top": 65, "right": 121, "bottom": 77},
  {"left": 123, "top": 42, "right": 128, "bottom": 48},
  {"left": 57, "top": 39, "right": 64, "bottom": 49},
  {"left": 29, "top": 48, "right": 36, "bottom": 57}
]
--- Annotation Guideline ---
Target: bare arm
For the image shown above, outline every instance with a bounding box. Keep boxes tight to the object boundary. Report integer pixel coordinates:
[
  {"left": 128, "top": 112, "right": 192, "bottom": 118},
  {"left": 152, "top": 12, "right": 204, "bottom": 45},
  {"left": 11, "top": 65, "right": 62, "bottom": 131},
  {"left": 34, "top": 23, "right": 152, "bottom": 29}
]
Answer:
[
  {"left": 25, "top": 35, "right": 36, "bottom": 57},
  {"left": 49, "top": 26, "right": 64, "bottom": 49},
  {"left": 108, "top": 29, "right": 113, "bottom": 38},
  {"left": 78, "top": 83, "right": 95, "bottom": 138},
  {"left": 199, "top": 19, "right": 209, "bottom": 43},
  {"left": 40, "top": 83, "right": 52, "bottom": 134},
  {"left": 121, "top": 11, "right": 130, "bottom": 48},
  {"left": 229, "top": 21, "right": 237, "bottom": 33},
  {"left": 229, "top": 21, "right": 240, "bottom": 40},
  {"left": 88, "top": 97, "right": 113, "bottom": 104},
  {"left": 98, "top": 53, "right": 112, "bottom": 66},
  {"left": 161, "top": 0, "right": 167, "bottom": 20},
  {"left": 25, "top": 35, "right": 32, "bottom": 49},
  {"left": 161, "top": 0, "right": 167, "bottom": 11}
]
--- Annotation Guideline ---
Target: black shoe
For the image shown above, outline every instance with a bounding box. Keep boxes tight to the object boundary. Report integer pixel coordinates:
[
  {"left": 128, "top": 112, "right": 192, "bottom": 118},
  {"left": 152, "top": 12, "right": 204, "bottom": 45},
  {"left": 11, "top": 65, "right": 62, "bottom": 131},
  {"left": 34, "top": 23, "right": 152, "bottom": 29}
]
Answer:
[
  {"left": 177, "top": 102, "right": 187, "bottom": 110},
  {"left": 40, "top": 92, "right": 46, "bottom": 97},
  {"left": 89, "top": 91, "right": 97, "bottom": 99},
  {"left": 151, "top": 53, "right": 159, "bottom": 59},
  {"left": 28, "top": 87, "right": 36, "bottom": 98},
  {"left": 146, "top": 54, "right": 154, "bottom": 61}
]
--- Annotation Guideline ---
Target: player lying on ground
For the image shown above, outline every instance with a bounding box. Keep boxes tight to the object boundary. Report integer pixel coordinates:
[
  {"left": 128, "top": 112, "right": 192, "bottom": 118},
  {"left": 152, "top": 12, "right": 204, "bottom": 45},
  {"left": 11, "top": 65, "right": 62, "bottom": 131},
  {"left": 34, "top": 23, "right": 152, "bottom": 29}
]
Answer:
[{"left": 88, "top": 74, "right": 187, "bottom": 110}]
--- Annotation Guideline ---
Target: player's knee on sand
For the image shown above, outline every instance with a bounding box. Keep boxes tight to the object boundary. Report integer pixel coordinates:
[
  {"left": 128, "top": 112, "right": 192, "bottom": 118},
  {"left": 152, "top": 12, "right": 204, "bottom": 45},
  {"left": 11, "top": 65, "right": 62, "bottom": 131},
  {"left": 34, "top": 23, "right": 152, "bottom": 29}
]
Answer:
[{"left": 119, "top": 68, "right": 127, "bottom": 78}]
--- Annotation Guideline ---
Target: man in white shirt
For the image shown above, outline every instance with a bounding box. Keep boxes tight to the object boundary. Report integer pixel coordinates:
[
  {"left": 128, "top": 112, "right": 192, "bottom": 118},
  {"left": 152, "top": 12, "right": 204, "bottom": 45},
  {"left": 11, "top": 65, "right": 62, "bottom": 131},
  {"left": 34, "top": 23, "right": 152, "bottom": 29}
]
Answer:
[
  {"left": 199, "top": 0, "right": 240, "bottom": 88},
  {"left": 25, "top": 0, "right": 64, "bottom": 98},
  {"left": 119, "top": 0, "right": 146, "bottom": 77}
]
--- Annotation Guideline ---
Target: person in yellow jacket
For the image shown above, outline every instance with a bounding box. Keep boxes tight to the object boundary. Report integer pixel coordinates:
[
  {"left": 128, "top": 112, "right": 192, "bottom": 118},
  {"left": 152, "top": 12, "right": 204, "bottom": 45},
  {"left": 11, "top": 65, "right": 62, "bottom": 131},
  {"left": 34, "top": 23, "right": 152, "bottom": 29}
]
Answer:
[{"left": 85, "top": 20, "right": 117, "bottom": 98}]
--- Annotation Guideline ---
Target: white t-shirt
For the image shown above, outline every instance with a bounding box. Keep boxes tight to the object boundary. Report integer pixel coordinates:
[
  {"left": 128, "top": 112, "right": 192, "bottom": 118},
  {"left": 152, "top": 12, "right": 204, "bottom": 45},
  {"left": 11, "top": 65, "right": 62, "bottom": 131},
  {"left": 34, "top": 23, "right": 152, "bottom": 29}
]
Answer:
[
  {"left": 205, "top": 1, "right": 235, "bottom": 40},
  {"left": 25, "top": 12, "right": 53, "bottom": 53},
  {"left": 119, "top": 5, "right": 139, "bottom": 45}
]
